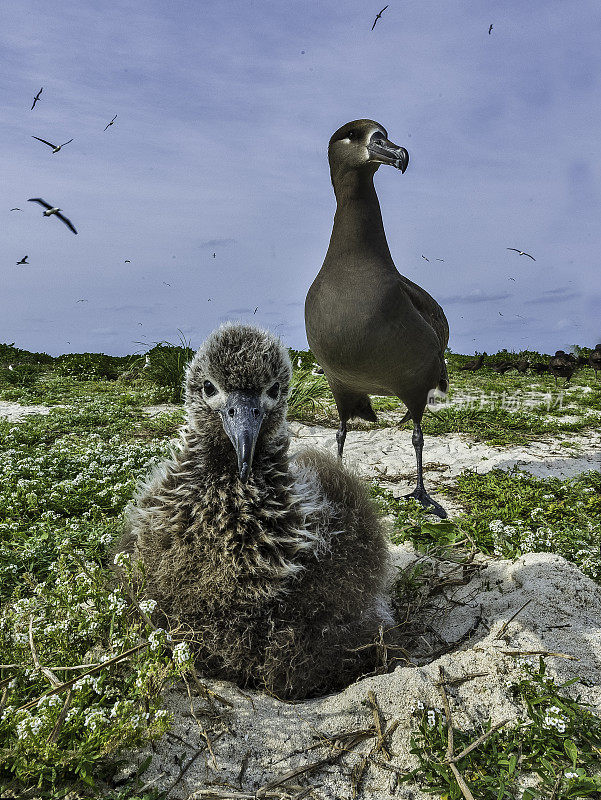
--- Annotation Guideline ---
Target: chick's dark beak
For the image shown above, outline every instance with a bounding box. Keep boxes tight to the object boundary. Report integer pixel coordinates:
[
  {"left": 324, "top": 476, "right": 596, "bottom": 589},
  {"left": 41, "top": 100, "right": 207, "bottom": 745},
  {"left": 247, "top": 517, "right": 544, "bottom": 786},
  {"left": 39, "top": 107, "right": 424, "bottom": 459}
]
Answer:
[
  {"left": 220, "top": 392, "right": 265, "bottom": 483},
  {"left": 367, "top": 134, "right": 409, "bottom": 173}
]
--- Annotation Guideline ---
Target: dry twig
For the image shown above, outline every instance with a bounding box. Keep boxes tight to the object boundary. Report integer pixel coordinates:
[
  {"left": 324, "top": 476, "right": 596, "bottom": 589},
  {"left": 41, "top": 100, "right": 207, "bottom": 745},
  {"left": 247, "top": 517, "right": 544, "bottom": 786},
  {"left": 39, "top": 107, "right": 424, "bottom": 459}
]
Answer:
[
  {"left": 28, "top": 615, "right": 61, "bottom": 687},
  {"left": 437, "top": 666, "right": 476, "bottom": 800},
  {"left": 494, "top": 598, "right": 534, "bottom": 640},
  {"left": 17, "top": 642, "right": 148, "bottom": 711},
  {"left": 46, "top": 689, "right": 72, "bottom": 744}
]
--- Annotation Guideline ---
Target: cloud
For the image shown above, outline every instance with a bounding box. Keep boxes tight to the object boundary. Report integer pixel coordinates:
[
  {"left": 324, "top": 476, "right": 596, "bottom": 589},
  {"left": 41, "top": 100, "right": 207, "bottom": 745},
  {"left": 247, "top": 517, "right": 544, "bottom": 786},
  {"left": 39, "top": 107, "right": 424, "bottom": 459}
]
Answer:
[
  {"left": 197, "top": 238, "right": 237, "bottom": 249},
  {"left": 525, "top": 292, "right": 581, "bottom": 304},
  {"left": 441, "top": 290, "right": 512, "bottom": 304}
]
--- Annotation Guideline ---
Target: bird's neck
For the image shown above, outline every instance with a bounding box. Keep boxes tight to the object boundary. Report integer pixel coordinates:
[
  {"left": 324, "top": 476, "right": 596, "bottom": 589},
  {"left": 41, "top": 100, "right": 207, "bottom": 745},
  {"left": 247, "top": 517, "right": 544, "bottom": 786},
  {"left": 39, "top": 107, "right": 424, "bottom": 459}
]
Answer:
[{"left": 325, "top": 169, "right": 395, "bottom": 267}]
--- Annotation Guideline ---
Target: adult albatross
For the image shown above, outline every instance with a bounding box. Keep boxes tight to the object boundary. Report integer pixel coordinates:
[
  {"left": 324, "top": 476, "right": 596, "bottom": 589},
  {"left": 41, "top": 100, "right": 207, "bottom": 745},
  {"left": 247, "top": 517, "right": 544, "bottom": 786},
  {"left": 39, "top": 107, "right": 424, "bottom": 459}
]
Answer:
[{"left": 305, "top": 119, "right": 449, "bottom": 517}]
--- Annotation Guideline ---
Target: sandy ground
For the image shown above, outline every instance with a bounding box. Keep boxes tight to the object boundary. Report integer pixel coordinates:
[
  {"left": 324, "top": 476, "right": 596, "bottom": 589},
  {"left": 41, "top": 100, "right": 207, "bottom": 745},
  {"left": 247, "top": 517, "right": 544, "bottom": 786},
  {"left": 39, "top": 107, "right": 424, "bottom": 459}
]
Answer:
[
  {"left": 123, "top": 551, "right": 601, "bottom": 799},
  {"left": 3, "top": 401, "right": 601, "bottom": 797}
]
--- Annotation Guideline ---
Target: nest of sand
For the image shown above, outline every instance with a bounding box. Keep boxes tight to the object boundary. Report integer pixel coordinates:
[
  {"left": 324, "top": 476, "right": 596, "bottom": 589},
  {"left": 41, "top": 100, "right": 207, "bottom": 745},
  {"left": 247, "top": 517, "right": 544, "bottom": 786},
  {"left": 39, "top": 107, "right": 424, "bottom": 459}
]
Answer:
[{"left": 112, "top": 545, "right": 601, "bottom": 800}]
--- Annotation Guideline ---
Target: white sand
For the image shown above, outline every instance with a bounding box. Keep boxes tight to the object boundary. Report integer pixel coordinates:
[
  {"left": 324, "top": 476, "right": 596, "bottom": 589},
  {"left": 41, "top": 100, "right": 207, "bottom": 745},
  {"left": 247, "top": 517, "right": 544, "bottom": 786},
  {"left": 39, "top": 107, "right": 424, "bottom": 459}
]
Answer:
[
  {"left": 0, "top": 401, "right": 64, "bottom": 421},
  {"left": 3, "top": 401, "right": 601, "bottom": 796},
  {"left": 125, "top": 551, "right": 601, "bottom": 799}
]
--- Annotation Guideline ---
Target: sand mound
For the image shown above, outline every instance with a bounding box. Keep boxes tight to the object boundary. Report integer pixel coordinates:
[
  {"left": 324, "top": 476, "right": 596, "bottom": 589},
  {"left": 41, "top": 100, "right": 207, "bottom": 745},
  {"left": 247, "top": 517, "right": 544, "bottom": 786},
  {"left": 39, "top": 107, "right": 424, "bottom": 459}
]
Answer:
[{"left": 122, "top": 550, "right": 601, "bottom": 799}]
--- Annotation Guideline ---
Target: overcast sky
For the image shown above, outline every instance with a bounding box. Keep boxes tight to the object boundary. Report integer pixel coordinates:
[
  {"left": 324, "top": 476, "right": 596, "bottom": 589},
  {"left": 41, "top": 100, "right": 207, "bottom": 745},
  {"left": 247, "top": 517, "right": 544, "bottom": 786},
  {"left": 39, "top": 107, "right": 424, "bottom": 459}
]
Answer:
[{"left": 2, "top": 0, "right": 600, "bottom": 357}]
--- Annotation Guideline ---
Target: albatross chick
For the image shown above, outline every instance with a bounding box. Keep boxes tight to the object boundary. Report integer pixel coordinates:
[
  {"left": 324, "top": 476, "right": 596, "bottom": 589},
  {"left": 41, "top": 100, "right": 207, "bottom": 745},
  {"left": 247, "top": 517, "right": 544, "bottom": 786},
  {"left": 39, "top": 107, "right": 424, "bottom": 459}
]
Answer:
[{"left": 116, "top": 323, "right": 394, "bottom": 699}]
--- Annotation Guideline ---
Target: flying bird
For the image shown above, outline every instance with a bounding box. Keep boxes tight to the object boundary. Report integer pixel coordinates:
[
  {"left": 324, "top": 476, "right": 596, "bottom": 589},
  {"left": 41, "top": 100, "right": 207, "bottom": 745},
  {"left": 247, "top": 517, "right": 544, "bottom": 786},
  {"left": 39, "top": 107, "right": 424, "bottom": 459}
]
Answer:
[
  {"left": 28, "top": 198, "right": 78, "bottom": 234},
  {"left": 213, "top": 252, "right": 216, "bottom": 258},
  {"left": 31, "top": 87, "right": 43, "bottom": 110},
  {"left": 371, "top": 5, "right": 388, "bottom": 29},
  {"left": 507, "top": 248, "right": 536, "bottom": 260},
  {"left": 421, "top": 254, "right": 429, "bottom": 262},
  {"left": 488, "top": 24, "right": 493, "bottom": 34},
  {"left": 104, "top": 114, "right": 117, "bottom": 131},
  {"left": 124, "top": 259, "right": 131, "bottom": 263},
  {"left": 10, "top": 208, "right": 22, "bottom": 212},
  {"left": 16, "top": 256, "right": 28, "bottom": 265},
  {"left": 508, "top": 277, "right": 516, "bottom": 281},
  {"left": 435, "top": 258, "right": 445, "bottom": 262},
  {"left": 162, "top": 281, "right": 171, "bottom": 286},
  {"left": 32, "top": 136, "right": 73, "bottom": 154},
  {"left": 253, "top": 307, "right": 258, "bottom": 314},
  {"left": 76, "top": 299, "right": 88, "bottom": 303}
]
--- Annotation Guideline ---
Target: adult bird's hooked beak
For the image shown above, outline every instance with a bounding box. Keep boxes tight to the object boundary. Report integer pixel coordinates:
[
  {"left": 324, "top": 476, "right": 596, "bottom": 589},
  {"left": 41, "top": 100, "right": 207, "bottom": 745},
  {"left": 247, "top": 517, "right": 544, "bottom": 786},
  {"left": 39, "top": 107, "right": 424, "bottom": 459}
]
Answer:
[
  {"left": 367, "top": 133, "right": 409, "bottom": 173},
  {"left": 220, "top": 391, "right": 265, "bottom": 483}
]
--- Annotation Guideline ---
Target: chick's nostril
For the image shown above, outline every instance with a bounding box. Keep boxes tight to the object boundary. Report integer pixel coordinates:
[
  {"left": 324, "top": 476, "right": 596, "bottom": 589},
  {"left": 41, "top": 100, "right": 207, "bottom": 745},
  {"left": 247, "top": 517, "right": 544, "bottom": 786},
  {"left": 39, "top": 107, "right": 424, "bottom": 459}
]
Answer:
[{"left": 252, "top": 408, "right": 260, "bottom": 418}]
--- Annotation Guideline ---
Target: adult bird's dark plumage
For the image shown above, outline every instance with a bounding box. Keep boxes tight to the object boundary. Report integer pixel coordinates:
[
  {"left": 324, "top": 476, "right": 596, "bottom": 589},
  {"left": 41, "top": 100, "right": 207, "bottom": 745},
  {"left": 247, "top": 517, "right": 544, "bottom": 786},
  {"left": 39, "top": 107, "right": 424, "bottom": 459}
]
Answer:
[
  {"left": 531, "top": 362, "right": 549, "bottom": 375},
  {"left": 371, "top": 5, "right": 388, "bottom": 29},
  {"left": 16, "top": 256, "right": 28, "bottom": 265},
  {"left": 492, "top": 360, "right": 514, "bottom": 374},
  {"left": 31, "top": 87, "right": 43, "bottom": 110},
  {"left": 515, "top": 359, "right": 529, "bottom": 374},
  {"left": 549, "top": 350, "right": 576, "bottom": 385},
  {"left": 459, "top": 353, "right": 486, "bottom": 372},
  {"left": 507, "top": 248, "right": 536, "bottom": 260},
  {"left": 104, "top": 114, "right": 117, "bottom": 131},
  {"left": 115, "top": 324, "right": 394, "bottom": 699},
  {"left": 305, "top": 119, "right": 449, "bottom": 517},
  {"left": 589, "top": 344, "right": 601, "bottom": 381},
  {"left": 32, "top": 136, "right": 73, "bottom": 153},
  {"left": 28, "top": 198, "right": 78, "bottom": 234}
]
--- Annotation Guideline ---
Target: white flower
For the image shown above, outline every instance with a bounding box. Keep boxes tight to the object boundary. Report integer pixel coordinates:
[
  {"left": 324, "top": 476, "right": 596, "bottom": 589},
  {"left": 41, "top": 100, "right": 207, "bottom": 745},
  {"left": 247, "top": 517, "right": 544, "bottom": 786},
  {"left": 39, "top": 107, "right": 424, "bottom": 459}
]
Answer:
[
  {"left": 148, "top": 628, "right": 171, "bottom": 650},
  {"left": 139, "top": 599, "right": 157, "bottom": 615},
  {"left": 99, "top": 532, "right": 113, "bottom": 545},
  {"left": 564, "top": 771, "right": 578, "bottom": 780},
  {"left": 113, "top": 551, "right": 130, "bottom": 568},
  {"left": 426, "top": 709, "right": 436, "bottom": 727},
  {"left": 173, "top": 641, "right": 192, "bottom": 665}
]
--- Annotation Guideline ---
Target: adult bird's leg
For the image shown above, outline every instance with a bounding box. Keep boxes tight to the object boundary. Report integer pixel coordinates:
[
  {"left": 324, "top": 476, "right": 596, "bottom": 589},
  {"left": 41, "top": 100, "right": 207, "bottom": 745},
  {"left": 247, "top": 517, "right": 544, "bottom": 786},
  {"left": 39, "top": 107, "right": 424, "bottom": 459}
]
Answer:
[
  {"left": 336, "top": 419, "right": 347, "bottom": 458},
  {"left": 404, "top": 421, "right": 447, "bottom": 518}
]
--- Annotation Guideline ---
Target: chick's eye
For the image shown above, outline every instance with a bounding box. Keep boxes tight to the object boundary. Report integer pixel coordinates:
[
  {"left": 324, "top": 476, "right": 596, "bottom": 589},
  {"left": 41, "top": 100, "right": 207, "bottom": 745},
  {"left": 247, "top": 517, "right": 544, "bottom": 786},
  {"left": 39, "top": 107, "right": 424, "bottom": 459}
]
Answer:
[
  {"left": 266, "top": 382, "right": 280, "bottom": 399},
  {"left": 203, "top": 380, "right": 217, "bottom": 397},
  {"left": 347, "top": 130, "right": 355, "bottom": 139}
]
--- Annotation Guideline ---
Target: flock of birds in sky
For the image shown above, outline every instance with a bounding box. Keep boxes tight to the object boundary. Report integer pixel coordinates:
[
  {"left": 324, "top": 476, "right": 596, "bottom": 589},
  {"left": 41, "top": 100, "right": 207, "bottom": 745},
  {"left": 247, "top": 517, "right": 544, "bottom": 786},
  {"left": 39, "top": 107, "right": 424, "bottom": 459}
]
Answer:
[{"left": 10, "top": 87, "right": 120, "bottom": 263}]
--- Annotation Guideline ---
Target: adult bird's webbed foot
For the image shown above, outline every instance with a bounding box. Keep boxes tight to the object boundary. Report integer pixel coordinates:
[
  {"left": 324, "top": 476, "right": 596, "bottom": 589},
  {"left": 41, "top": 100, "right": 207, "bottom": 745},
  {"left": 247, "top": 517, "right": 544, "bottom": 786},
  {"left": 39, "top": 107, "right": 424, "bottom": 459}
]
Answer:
[{"left": 404, "top": 486, "right": 448, "bottom": 519}]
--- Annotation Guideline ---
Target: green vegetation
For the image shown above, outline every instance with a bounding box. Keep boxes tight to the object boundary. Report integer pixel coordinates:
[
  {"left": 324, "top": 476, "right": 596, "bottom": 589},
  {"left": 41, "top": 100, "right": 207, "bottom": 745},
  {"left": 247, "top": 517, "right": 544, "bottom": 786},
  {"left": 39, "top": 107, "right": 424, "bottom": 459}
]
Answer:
[
  {"left": 402, "top": 659, "right": 601, "bottom": 798},
  {"left": 1, "top": 340, "right": 600, "bottom": 797}
]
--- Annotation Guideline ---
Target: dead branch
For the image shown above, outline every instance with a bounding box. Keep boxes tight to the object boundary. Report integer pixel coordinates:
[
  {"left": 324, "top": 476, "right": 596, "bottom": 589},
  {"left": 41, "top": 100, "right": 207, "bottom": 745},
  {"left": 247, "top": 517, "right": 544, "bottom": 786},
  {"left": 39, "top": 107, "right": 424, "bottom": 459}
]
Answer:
[
  {"left": 28, "top": 615, "right": 61, "bottom": 687},
  {"left": 17, "top": 642, "right": 148, "bottom": 711},
  {"left": 494, "top": 599, "right": 534, "bottom": 641},
  {"left": 442, "top": 717, "right": 514, "bottom": 764},
  {"left": 502, "top": 649, "right": 579, "bottom": 661},
  {"left": 437, "top": 666, "right": 476, "bottom": 800},
  {"left": 46, "top": 689, "right": 72, "bottom": 744}
]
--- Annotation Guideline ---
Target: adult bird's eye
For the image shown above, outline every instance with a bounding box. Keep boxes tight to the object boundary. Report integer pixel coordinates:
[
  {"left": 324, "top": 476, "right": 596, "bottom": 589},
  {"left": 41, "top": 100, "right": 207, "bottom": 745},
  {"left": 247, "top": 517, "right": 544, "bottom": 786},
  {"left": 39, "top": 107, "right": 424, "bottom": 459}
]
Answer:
[
  {"left": 203, "top": 380, "right": 217, "bottom": 397},
  {"left": 266, "top": 382, "right": 280, "bottom": 399}
]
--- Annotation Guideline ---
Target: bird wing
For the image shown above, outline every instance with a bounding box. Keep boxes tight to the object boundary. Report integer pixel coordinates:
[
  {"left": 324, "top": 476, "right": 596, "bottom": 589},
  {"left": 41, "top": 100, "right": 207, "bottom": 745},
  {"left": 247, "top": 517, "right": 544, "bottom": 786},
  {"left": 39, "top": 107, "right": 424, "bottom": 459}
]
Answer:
[
  {"left": 397, "top": 274, "right": 449, "bottom": 351},
  {"left": 507, "top": 248, "right": 520, "bottom": 253},
  {"left": 28, "top": 198, "right": 52, "bottom": 209},
  {"left": 60, "top": 139, "right": 74, "bottom": 147},
  {"left": 525, "top": 252, "right": 536, "bottom": 260},
  {"left": 32, "top": 136, "right": 56, "bottom": 148},
  {"left": 55, "top": 212, "right": 78, "bottom": 234}
]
